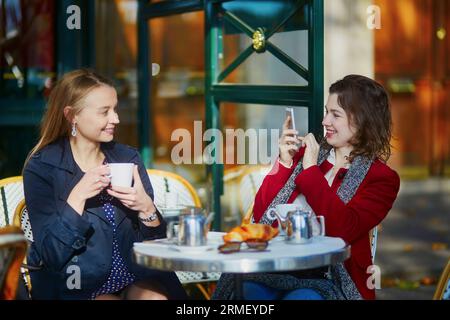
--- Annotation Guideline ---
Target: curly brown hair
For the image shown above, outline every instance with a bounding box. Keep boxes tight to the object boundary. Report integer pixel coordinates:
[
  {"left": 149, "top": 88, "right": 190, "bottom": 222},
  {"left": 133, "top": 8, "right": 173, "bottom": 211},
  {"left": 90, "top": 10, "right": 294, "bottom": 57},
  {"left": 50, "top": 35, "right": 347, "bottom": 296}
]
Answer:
[{"left": 328, "top": 75, "right": 393, "bottom": 162}]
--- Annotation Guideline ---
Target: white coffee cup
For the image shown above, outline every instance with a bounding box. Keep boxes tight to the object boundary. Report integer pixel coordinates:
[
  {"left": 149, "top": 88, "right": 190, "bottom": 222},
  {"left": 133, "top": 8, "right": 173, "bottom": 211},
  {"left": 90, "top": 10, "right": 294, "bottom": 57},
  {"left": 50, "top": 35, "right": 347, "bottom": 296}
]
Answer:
[
  {"left": 165, "top": 193, "right": 179, "bottom": 208},
  {"left": 108, "top": 163, "right": 134, "bottom": 187}
]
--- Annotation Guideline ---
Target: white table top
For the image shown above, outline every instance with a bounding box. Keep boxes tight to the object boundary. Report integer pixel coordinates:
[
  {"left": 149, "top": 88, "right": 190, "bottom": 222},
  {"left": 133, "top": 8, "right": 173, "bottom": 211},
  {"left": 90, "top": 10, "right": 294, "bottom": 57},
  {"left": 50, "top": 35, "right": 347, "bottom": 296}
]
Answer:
[{"left": 133, "top": 232, "right": 350, "bottom": 273}]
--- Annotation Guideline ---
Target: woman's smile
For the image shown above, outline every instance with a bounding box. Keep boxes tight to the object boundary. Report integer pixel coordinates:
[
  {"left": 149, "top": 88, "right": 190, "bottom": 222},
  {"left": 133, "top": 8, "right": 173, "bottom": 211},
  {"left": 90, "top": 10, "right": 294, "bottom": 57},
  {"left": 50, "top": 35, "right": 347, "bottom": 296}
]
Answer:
[
  {"left": 325, "top": 127, "right": 337, "bottom": 139},
  {"left": 103, "top": 127, "right": 115, "bottom": 135}
]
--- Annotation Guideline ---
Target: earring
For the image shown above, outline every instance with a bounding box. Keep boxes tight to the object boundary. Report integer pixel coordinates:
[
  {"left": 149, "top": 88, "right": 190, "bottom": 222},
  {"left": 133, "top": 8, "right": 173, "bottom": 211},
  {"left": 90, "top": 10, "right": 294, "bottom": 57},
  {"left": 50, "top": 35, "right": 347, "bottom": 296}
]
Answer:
[{"left": 71, "top": 123, "right": 77, "bottom": 137}]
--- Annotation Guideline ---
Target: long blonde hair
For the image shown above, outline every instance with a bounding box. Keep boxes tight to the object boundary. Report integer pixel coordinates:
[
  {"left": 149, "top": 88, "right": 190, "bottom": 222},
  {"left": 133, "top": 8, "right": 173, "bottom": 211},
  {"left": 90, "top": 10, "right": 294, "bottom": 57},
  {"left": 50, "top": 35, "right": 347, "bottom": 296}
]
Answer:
[{"left": 24, "top": 69, "right": 114, "bottom": 168}]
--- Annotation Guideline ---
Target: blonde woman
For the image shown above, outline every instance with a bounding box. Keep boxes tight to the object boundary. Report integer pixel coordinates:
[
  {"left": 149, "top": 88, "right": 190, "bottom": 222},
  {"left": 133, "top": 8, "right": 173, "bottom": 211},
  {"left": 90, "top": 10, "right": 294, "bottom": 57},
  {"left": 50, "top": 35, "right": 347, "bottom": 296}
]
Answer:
[{"left": 23, "top": 69, "right": 186, "bottom": 300}]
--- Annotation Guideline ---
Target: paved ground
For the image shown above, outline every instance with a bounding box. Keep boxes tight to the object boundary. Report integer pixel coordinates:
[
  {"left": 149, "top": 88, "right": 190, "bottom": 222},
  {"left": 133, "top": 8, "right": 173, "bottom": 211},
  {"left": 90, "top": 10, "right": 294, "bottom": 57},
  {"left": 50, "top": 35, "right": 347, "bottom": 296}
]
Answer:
[
  {"left": 375, "top": 178, "right": 450, "bottom": 300},
  {"left": 377, "top": 285, "right": 436, "bottom": 300}
]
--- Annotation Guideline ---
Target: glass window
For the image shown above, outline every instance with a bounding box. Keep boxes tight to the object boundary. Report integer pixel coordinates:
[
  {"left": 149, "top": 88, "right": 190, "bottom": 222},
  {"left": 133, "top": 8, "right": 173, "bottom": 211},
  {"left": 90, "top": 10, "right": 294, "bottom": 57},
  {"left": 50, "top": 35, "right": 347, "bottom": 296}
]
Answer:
[
  {"left": 95, "top": 0, "right": 139, "bottom": 148},
  {"left": 149, "top": 11, "right": 207, "bottom": 185},
  {"left": 0, "top": 0, "right": 56, "bottom": 99},
  {"left": 220, "top": 102, "right": 308, "bottom": 230},
  {"left": 218, "top": 0, "right": 309, "bottom": 85},
  {"left": 221, "top": 102, "right": 309, "bottom": 168}
]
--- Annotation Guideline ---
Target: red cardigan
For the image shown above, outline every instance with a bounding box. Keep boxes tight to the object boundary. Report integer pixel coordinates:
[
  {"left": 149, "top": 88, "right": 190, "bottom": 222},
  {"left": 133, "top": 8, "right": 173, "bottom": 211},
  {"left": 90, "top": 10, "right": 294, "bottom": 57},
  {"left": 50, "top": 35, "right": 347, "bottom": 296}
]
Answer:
[{"left": 253, "top": 148, "right": 400, "bottom": 300}]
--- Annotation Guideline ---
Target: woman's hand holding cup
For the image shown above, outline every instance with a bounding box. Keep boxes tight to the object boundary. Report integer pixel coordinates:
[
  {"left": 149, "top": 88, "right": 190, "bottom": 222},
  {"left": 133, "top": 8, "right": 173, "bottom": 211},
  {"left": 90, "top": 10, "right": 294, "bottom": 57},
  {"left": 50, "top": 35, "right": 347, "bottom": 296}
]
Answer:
[
  {"left": 68, "top": 165, "right": 111, "bottom": 215},
  {"left": 107, "top": 165, "right": 159, "bottom": 225}
]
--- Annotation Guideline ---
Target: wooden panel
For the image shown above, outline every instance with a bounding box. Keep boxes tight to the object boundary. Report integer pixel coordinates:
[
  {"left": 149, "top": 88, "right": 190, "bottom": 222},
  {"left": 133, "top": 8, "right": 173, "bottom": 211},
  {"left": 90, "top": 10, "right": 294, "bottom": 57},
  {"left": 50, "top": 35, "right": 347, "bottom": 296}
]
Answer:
[
  {"left": 430, "top": 0, "right": 450, "bottom": 175},
  {"left": 375, "top": 0, "right": 433, "bottom": 78},
  {"left": 442, "top": 1, "right": 450, "bottom": 79},
  {"left": 375, "top": 0, "right": 432, "bottom": 171},
  {"left": 375, "top": 0, "right": 450, "bottom": 176}
]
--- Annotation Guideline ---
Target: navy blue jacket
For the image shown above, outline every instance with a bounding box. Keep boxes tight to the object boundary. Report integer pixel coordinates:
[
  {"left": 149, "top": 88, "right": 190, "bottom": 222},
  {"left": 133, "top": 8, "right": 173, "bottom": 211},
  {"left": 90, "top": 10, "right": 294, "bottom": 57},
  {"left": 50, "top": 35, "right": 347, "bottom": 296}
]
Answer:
[{"left": 23, "top": 138, "right": 187, "bottom": 299}]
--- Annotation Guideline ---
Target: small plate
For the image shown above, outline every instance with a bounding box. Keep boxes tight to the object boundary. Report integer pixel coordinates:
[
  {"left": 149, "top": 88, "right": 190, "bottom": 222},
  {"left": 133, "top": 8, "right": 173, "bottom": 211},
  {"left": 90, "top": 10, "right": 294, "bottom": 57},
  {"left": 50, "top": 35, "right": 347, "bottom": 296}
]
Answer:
[
  {"left": 271, "top": 234, "right": 287, "bottom": 242},
  {"left": 160, "top": 206, "right": 186, "bottom": 217},
  {"left": 207, "top": 231, "right": 226, "bottom": 244},
  {"left": 168, "top": 244, "right": 216, "bottom": 254}
]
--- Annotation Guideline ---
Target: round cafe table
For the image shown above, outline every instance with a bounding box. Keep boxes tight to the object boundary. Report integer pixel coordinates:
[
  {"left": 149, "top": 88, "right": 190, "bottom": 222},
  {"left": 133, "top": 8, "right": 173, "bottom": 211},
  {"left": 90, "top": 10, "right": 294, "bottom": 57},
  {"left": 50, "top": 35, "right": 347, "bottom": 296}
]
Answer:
[{"left": 133, "top": 232, "right": 350, "bottom": 299}]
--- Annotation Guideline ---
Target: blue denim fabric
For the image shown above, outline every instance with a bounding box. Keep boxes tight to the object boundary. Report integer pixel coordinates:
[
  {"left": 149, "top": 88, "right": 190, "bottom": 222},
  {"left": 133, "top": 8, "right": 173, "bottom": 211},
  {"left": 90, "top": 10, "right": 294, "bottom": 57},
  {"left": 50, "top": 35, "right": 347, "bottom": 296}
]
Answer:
[{"left": 243, "top": 281, "right": 324, "bottom": 300}]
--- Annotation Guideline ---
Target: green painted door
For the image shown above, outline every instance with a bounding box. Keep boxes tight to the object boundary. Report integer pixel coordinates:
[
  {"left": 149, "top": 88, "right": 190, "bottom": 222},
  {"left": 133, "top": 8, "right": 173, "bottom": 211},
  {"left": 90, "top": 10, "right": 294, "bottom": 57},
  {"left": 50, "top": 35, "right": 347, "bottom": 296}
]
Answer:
[
  {"left": 205, "top": 0, "right": 324, "bottom": 230},
  {"left": 138, "top": 0, "right": 324, "bottom": 230}
]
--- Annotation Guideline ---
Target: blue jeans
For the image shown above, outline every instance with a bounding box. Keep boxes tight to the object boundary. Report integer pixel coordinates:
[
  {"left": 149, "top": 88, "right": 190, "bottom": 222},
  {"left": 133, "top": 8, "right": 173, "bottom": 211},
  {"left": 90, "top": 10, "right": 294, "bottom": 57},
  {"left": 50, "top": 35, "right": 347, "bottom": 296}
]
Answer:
[{"left": 243, "top": 281, "right": 324, "bottom": 300}]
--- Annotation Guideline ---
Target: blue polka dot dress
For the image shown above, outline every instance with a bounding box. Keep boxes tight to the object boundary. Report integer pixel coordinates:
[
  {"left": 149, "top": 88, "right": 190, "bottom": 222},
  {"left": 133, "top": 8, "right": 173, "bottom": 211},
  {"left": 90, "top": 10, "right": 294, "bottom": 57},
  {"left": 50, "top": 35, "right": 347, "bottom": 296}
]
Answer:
[{"left": 91, "top": 162, "right": 136, "bottom": 299}]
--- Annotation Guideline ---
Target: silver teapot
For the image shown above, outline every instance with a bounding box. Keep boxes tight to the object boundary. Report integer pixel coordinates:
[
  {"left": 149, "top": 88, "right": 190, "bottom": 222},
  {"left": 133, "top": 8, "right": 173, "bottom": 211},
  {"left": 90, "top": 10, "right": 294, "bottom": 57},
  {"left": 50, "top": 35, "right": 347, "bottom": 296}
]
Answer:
[
  {"left": 167, "top": 207, "right": 214, "bottom": 246},
  {"left": 269, "top": 208, "right": 325, "bottom": 244}
]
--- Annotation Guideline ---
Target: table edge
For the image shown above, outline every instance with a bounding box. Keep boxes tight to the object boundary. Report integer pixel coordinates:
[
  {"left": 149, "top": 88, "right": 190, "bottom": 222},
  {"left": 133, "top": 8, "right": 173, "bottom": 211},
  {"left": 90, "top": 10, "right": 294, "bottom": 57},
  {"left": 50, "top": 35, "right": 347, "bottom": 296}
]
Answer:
[{"left": 133, "top": 245, "right": 351, "bottom": 273}]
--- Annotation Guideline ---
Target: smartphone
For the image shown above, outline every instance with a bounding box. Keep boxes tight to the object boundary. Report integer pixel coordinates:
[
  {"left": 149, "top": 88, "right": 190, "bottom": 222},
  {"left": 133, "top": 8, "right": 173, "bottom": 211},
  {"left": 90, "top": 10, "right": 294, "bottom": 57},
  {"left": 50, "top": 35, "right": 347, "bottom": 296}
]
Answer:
[{"left": 285, "top": 107, "right": 296, "bottom": 131}]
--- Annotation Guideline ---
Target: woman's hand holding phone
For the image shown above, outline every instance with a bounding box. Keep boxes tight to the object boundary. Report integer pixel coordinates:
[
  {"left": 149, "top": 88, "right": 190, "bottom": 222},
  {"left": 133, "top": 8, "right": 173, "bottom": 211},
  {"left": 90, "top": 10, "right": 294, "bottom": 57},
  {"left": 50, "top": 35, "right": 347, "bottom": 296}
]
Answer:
[{"left": 279, "top": 115, "right": 301, "bottom": 167}]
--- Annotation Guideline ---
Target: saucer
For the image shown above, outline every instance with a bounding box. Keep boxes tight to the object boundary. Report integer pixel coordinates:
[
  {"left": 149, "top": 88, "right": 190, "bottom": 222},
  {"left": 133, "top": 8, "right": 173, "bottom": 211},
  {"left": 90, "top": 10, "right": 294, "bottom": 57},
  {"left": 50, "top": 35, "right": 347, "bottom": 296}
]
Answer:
[
  {"left": 271, "top": 234, "right": 287, "bottom": 242},
  {"left": 206, "top": 231, "right": 226, "bottom": 244},
  {"left": 160, "top": 206, "right": 186, "bottom": 217}
]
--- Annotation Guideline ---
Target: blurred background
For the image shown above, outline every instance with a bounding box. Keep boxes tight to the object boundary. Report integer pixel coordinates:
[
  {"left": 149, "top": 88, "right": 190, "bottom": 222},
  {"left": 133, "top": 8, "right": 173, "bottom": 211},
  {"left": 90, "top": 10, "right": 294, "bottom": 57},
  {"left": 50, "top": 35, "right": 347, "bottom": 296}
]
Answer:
[{"left": 0, "top": 0, "right": 448, "bottom": 299}]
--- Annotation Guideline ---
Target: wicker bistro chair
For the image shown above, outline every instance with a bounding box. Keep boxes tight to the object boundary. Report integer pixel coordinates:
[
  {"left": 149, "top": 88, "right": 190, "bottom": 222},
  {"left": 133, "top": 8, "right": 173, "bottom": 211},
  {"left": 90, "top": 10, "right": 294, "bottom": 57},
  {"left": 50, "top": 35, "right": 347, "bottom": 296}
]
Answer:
[
  {"left": 14, "top": 191, "right": 221, "bottom": 299},
  {"left": 146, "top": 169, "right": 221, "bottom": 299},
  {"left": 146, "top": 169, "right": 201, "bottom": 210},
  {"left": 0, "top": 176, "right": 24, "bottom": 228},
  {"left": 0, "top": 226, "right": 28, "bottom": 300},
  {"left": 237, "top": 165, "right": 271, "bottom": 221},
  {"left": 0, "top": 177, "right": 32, "bottom": 298},
  {"left": 221, "top": 166, "right": 247, "bottom": 230},
  {"left": 434, "top": 258, "right": 450, "bottom": 300},
  {"left": 12, "top": 199, "right": 34, "bottom": 297},
  {"left": 13, "top": 200, "right": 33, "bottom": 243},
  {"left": 10, "top": 171, "right": 221, "bottom": 299}
]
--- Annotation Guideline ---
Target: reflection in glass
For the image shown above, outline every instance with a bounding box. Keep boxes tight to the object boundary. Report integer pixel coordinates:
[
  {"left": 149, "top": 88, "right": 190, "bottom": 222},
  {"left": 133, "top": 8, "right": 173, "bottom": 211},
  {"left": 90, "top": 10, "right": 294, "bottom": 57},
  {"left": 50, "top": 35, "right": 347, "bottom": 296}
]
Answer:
[
  {"left": 96, "top": 0, "right": 139, "bottom": 148},
  {"left": 218, "top": 0, "right": 309, "bottom": 85},
  {"left": 150, "top": 11, "right": 208, "bottom": 185},
  {"left": 0, "top": 0, "right": 56, "bottom": 99},
  {"left": 221, "top": 103, "right": 309, "bottom": 168}
]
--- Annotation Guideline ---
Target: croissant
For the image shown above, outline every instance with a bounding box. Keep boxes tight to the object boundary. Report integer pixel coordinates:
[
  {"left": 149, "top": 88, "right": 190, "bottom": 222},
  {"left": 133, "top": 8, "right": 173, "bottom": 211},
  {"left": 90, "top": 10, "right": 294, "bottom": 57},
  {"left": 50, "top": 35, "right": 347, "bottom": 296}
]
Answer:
[{"left": 223, "top": 224, "right": 279, "bottom": 242}]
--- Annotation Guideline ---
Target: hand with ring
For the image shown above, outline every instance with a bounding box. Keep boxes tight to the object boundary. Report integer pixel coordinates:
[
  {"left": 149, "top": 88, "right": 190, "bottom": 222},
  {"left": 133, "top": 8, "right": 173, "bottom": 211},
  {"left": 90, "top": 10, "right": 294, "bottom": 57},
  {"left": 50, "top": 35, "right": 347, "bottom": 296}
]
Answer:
[{"left": 67, "top": 165, "right": 111, "bottom": 215}]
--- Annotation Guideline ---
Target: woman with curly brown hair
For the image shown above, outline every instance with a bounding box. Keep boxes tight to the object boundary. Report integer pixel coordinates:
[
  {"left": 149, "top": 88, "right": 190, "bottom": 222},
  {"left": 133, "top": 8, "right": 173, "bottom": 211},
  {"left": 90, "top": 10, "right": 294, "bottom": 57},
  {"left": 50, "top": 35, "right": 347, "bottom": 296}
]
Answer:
[{"left": 213, "top": 75, "right": 400, "bottom": 300}]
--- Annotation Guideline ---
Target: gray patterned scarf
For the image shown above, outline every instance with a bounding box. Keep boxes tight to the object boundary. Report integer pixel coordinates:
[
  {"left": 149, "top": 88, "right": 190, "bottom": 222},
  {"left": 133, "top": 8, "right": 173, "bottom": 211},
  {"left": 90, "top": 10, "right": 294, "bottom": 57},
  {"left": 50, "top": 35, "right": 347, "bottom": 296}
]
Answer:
[{"left": 213, "top": 146, "right": 374, "bottom": 300}]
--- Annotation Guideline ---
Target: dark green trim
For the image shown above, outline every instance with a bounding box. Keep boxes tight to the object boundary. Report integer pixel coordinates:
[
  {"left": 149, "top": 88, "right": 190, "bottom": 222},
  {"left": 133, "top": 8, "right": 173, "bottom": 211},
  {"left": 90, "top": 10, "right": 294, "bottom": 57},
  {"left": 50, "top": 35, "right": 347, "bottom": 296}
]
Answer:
[
  {"left": 142, "top": 0, "right": 204, "bottom": 19},
  {"left": 86, "top": 0, "right": 96, "bottom": 68},
  {"left": 265, "top": 2, "right": 307, "bottom": 38},
  {"left": 266, "top": 42, "right": 309, "bottom": 82},
  {"left": 0, "top": 99, "right": 45, "bottom": 125},
  {"left": 222, "top": 10, "right": 255, "bottom": 37},
  {"left": 206, "top": 0, "right": 324, "bottom": 230},
  {"left": 211, "top": 85, "right": 310, "bottom": 106},
  {"left": 217, "top": 46, "right": 253, "bottom": 83},
  {"left": 136, "top": 0, "right": 324, "bottom": 231},
  {"left": 56, "top": 0, "right": 95, "bottom": 76},
  {"left": 138, "top": 0, "right": 152, "bottom": 167},
  {"left": 0, "top": 99, "right": 45, "bottom": 109},
  {"left": 308, "top": 0, "right": 324, "bottom": 138},
  {"left": 205, "top": 1, "right": 223, "bottom": 231},
  {"left": 218, "top": 2, "right": 309, "bottom": 84}
]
